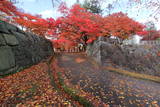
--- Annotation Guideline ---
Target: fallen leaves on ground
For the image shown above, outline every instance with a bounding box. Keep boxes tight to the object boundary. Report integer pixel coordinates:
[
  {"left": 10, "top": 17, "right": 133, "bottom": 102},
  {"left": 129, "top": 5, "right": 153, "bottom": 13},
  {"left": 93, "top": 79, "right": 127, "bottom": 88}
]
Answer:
[
  {"left": 75, "top": 57, "right": 86, "bottom": 63},
  {"left": 57, "top": 53, "right": 160, "bottom": 107},
  {"left": 50, "top": 57, "right": 107, "bottom": 107},
  {"left": 0, "top": 62, "right": 72, "bottom": 106}
]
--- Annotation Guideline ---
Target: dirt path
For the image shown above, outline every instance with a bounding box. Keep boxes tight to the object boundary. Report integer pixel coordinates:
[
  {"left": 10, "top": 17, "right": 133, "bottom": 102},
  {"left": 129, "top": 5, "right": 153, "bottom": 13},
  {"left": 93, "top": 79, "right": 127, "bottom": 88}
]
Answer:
[{"left": 56, "top": 53, "right": 160, "bottom": 107}]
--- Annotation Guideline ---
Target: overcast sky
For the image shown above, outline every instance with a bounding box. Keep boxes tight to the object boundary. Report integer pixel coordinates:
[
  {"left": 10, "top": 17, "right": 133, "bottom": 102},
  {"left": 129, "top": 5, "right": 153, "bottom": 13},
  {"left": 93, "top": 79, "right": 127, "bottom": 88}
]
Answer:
[
  {"left": 15, "top": 0, "right": 80, "bottom": 19},
  {"left": 15, "top": 0, "right": 160, "bottom": 29}
]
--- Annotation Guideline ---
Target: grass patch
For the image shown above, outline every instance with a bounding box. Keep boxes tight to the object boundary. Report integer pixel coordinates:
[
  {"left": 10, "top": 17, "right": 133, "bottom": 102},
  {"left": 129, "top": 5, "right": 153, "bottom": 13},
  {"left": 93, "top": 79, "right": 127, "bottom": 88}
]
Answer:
[
  {"left": 57, "top": 72, "right": 93, "bottom": 107},
  {"left": 105, "top": 66, "right": 160, "bottom": 83},
  {"left": 47, "top": 56, "right": 93, "bottom": 107},
  {"left": 46, "top": 57, "right": 59, "bottom": 90}
]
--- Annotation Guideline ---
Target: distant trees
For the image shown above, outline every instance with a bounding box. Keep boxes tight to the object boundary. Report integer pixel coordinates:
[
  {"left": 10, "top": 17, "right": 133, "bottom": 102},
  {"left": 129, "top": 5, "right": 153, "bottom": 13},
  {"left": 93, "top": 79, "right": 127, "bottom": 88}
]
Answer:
[
  {"left": 140, "top": 21, "right": 160, "bottom": 40},
  {"left": 142, "top": 30, "right": 160, "bottom": 40},
  {"left": 82, "top": 0, "right": 102, "bottom": 14},
  {"left": 137, "top": 21, "right": 160, "bottom": 40},
  {"left": 145, "top": 21, "right": 157, "bottom": 31},
  {"left": 105, "top": 3, "right": 114, "bottom": 15}
]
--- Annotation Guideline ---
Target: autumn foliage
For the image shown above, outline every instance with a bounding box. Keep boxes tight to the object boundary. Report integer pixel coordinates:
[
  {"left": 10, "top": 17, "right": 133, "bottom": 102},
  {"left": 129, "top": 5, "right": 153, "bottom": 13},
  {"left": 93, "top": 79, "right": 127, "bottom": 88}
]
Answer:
[
  {"left": 0, "top": 0, "right": 153, "bottom": 48},
  {"left": 13, "top": 13, "right": 53, "bottom": 35},
  {"left": 102, "top": 12, "right": 145, "bottom": 39},
  {"left": 50, "top": 4, "right": 145, "bottom": 48},
  {"left": 0, "top": 0, "right": 19, "bottom": 16},
  {"left": 141, "top": 30, "right": 160, "bottom": 40},
  {"left": 51, "top": 3, "right": 103, "bottom": 48}
]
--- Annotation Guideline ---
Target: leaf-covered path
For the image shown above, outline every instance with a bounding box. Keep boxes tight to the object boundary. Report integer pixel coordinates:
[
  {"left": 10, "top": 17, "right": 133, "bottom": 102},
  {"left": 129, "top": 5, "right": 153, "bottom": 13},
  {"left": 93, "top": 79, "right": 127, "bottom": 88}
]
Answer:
[
  {"left": 0, "top": 61, "right": 77, "bottom": 106},
  {"left": 57, "top": 53, "right": 160, "bottom": 106}
]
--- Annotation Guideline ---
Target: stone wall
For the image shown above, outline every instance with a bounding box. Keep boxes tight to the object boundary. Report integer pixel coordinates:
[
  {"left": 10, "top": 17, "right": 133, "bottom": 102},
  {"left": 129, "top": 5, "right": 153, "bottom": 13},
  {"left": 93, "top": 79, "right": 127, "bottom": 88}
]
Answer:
[
  {"left": 0, "top": 20, "right": 53, "bottom": 76},
  {"left": 86, "top": 37, "right": 160, "bottom": 77},
  {"left": 140, "top": 40, "right": 160, "bottom": 45}
]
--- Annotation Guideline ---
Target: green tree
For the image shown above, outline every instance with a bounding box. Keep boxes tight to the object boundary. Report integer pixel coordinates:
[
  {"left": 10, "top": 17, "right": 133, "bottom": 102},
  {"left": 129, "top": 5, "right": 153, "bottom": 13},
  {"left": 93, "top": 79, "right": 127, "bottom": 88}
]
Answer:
[
  {"left": 145, "top": 21, "right": 157, "bottom": 31},
  {"left": 106, "top": 3, "right": 113, "bottom": 15},
  {"left": 76, "top": 0, "right": 80, "bottom": 4},
  {"left": 82, "top": 0, "right": 102, "bottom": 14}
]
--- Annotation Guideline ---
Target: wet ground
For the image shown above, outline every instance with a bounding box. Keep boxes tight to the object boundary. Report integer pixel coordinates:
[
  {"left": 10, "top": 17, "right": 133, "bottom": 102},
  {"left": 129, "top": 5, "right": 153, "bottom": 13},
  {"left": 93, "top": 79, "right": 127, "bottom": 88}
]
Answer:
[{"left": 57, "top": 53, "right": 160, "bottom": 107}]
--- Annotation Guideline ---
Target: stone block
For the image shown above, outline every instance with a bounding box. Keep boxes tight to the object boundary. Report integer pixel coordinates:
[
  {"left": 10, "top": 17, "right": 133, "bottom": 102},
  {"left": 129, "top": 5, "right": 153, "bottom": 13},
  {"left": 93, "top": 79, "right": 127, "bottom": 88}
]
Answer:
[
  {"left": 3, "top": 34, "right": 19, "bottom": 46},
  {"left": 12, "top": 32, "right": 28, "bottom": 47},
  {"left": 0, "top": 66, "right": 18, "bottom": 76},
  {"left": 0, "top": 34, "right": 6, "bottom": 45},
  {"left": 5, "top": 22, "right": 18, "bottom": 32},
  {"left": 26, "top": 32, "right": 34, "bottom": 43},
  {"left": 0, "top": 21, "right": 54, "bottom": 76},
  {"left": 0, "top": 20, "right": 9, "bottom": 33},
  {"left": 0, "top": 46, "right": 15, "bottom": 71}
]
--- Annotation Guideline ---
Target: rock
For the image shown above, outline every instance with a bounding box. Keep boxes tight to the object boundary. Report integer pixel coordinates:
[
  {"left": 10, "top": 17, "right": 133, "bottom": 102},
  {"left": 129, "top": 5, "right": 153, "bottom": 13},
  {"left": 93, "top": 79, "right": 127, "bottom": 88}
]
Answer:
[
  {"left": 0, "top": 46, "right": 15, "bottom": 72},
  {"left": 0, "top": 34, "right": 6, "bottom": 46},
  {"left": 11, "top": 31, "right": 27, "bottom": 41},
  {"left": 3, "top": 33, "right": 19, "bottom": 46},
  {"left": 5, "top": 22, "right": 18, "bottom": 32},
  {"left": 87, "top": 37, "right": 160, "bottom": 77},
  {"left": 0, "top": 20, "right": 54, "bottom": 76},
  {"left": 0, "top": 20, "right": 9, "bottom": 33}
]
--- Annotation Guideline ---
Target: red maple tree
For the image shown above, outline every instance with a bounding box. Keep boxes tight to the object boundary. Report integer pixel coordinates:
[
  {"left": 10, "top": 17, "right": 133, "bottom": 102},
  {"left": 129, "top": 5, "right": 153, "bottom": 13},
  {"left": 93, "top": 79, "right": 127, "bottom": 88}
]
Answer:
[
  {"left": 102, "top": 12, "right": 145, "bottom": 40},
  {"left": 141, "top": 30, "right": 160, "bottom": 40},
  {"left": 51, "top": 3, "right": 102, "bottom": 48},
  {"left": 1, "top": 1, "right": 147, "bottom": 48},
  {"left": 0, "top": 0, "right": 18, "bottom": 16},
  {"left": 13, "top": 12, "right": 51, "bottom": 35}
]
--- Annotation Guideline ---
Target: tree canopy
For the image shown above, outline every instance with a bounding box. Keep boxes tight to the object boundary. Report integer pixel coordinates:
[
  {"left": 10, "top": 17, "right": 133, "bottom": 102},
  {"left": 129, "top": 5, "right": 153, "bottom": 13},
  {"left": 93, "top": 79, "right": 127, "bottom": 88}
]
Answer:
[{"left": 2, "top": 0, "right": 158, "bottom": 49}]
